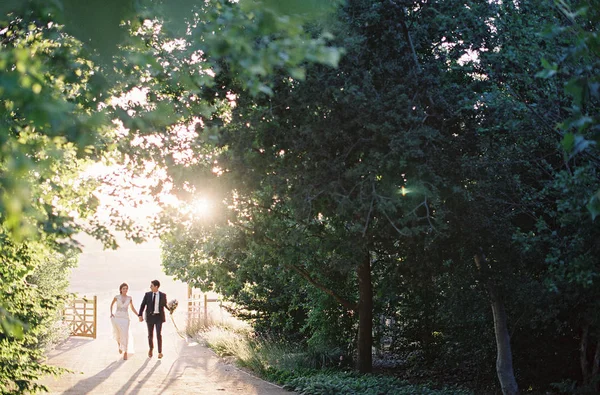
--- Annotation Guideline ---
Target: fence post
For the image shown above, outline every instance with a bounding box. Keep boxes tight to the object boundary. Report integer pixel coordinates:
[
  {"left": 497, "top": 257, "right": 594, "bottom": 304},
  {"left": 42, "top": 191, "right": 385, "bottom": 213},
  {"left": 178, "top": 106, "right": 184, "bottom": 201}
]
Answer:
[
  {"left": 204, "top": 294, "right": 208, "bottom": 327},
  {"left": 188, "top": 286, "right": 193, "bottom": 318},
  {"left": 93, "top": 295, "right": 97, "bottom": 339},
  {"left": 83, "top": 296, "right": 88, "bottom": 338}
]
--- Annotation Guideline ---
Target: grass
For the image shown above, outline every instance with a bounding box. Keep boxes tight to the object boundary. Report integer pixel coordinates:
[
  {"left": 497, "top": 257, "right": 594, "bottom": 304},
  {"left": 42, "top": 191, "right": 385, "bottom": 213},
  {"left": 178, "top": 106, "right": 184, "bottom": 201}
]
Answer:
[
  {"left": 186, "top": 317, "right": 472, "bottom": 395},
  {"left": 184, "top": 305, "right": 251, "bottom": 338},
  {"left": 202, "top": 326, "right": 307, "bottom": 378}
]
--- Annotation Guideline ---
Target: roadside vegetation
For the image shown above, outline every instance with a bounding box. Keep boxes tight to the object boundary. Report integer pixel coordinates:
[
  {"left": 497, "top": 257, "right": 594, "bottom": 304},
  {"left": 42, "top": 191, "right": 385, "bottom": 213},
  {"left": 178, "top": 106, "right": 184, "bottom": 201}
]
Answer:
[
  {"left": 1, "top": 0, "right": 599, "bottom": 394},
  {"left": 166, "top": 1, "right": 600, "bottom": 393},
  {"left": 188, "top": 317, "right": 472, "bottom": 395}
]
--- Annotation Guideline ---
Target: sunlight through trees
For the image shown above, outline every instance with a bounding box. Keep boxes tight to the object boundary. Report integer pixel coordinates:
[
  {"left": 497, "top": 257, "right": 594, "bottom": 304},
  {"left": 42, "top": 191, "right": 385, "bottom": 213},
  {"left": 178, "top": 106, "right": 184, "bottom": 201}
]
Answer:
[{"left": 1, "top": 0, "right": 599, "bottom": 393}]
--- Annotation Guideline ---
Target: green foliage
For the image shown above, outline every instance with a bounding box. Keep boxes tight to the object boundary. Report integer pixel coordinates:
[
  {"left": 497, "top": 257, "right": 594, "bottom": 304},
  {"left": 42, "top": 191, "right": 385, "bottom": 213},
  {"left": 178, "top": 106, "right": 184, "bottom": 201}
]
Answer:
[
  {"left": 0, "top": 16, "right": 107, "bottom": 388},
  {"left": 163, "top": 0, "right": 451, "bottom": 374},
  {"left": 202, "top": 325, "right": 471, "bottom": 395},
  {"left": 537, "top": 0, "right": 600, "bottom": 218},
  {"left": 2, "top": 0, "right": 598, "bottom": 392},
  {"left": 1, "top": 0, "right": 342, "bottom": 66},
  {"left": 202, "top": 326, "right": 322, "bottom": 380},
  {"left": 283, "top": 372, "right": 472, "bottom": 395},
  {"left": 0, "top": 231, "right": 73, "bottom": 394},
  {"left": 0, "top": 16, "right": 106, "bottom": 241},
  {"left": 0, "top": 0, "right": 344, "bottom": 391},
  {"left": 0, "top": 306, "right": 24, "bottom": 339},
  {"left": 161, "top": 0, "right": 597, "bottom": 390},
  {"left": 1, "top": 0, "right": 343, "bottom": 241}
]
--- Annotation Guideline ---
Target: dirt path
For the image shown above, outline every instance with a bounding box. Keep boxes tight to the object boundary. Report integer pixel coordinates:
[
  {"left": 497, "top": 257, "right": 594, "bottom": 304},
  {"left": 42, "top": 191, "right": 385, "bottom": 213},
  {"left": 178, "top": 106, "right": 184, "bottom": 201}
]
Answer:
[{"left": 40, "top": 234, "right": 292, "bottom": 395}]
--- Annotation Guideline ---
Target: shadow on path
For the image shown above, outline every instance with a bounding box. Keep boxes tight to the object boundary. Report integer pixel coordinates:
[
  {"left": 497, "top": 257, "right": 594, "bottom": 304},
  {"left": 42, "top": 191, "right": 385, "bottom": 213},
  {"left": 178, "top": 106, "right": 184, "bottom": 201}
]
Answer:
[
  {"left": 50, "top": 338, "right": 95, "bottom": 356},
  {"left": 63, "top": 360, "right": 124, "bottom": 394},
  {"left": 115, "top": 358, "right": 154, "bottom": 394},
  {"left": 157, "top": 341, "right": 210, "bottom": 393}
]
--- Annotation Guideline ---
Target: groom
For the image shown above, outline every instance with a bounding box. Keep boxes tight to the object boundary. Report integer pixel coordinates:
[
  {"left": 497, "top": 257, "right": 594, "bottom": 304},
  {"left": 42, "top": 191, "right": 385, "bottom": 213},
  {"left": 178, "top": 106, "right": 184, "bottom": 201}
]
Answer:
[{"left": 138, "top": 280, "right": 167, "bottom": 359}]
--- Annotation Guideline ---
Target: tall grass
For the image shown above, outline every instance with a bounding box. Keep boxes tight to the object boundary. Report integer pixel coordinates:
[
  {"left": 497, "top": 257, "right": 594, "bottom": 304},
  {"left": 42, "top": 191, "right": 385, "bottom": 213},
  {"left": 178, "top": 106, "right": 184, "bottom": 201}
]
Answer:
[
  {"left": 186, "top": 313, "right": 317, "bottom": 382},
  {"left": 206, "top": 330, "right": 300, "bottom": 367},
  {"left": 185, "top": 310, "right": 251, "bottom": 338},
  {"left": 186, "top": 317, "right": 472, "bottom": 394}
]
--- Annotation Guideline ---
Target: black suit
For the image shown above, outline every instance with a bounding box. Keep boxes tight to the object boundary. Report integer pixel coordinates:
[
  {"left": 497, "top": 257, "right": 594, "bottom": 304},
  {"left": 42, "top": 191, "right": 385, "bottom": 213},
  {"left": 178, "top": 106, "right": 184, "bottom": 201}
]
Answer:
[{"left": 139, "top": 291, "right": 167, "bottom": 353}]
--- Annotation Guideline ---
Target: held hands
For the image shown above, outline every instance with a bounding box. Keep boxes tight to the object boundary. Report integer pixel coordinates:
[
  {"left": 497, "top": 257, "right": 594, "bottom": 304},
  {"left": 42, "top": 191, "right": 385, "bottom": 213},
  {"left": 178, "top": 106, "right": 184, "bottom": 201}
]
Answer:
[{"left": 138, "top": 316, "right": 143, "bottom": 322}]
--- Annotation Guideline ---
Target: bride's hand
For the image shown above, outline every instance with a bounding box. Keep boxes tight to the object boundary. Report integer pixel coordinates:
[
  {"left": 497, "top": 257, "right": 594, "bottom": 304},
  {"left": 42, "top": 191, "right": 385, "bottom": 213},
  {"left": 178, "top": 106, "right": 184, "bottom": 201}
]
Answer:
[{"left": 110, "top": 313, "right": 114, "bottom": 318}]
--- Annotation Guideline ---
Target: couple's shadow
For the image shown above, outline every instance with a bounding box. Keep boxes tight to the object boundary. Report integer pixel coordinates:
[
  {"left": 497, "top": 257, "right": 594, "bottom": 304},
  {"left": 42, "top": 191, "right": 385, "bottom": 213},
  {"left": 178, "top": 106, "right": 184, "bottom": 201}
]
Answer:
[
  {"left": 117, "top": 358, "right": 162, "bottom": 394},
  {"left": 65, "top": 358, "right": 161, "bottom": 394}
]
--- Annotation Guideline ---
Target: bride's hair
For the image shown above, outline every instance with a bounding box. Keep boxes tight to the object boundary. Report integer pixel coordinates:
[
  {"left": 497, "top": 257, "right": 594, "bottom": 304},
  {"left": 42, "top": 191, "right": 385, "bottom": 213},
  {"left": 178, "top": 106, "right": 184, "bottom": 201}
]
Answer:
[{"left": 119, "top": 283, "right": 128, "bottom": 293}]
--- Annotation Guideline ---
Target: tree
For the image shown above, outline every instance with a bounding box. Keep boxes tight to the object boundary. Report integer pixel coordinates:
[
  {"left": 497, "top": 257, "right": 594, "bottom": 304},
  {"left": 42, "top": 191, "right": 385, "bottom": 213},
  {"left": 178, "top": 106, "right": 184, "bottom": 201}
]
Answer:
[
  {"left": 162, "top": 0, "right": 453, "bottom": 373},
  {"left": 533, "top": 1, "right": 600, "bottom": 389},
  {"left": 159, "top": 0, "right": 600, "bottom": 392},
  {"left": 1, "top": 0, "right": 343, "bottom": 391}
]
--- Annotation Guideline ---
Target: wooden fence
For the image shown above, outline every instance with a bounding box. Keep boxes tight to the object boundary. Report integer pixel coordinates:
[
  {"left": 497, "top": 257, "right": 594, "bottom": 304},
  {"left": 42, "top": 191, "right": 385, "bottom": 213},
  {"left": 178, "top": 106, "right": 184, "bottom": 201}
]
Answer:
[
  {"left": 188, "top": 287, "right": 219, "bottom": 326},
  {"left": 63, "top": 296, "right": 97, "bottom": 339}
]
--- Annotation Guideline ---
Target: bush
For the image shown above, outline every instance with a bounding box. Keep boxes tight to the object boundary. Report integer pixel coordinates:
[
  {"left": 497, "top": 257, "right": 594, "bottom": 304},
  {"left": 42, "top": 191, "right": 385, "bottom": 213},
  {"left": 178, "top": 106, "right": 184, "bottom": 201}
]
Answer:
[
  {"left": 199, "top": 326, "right": 472, "bottom": 395},
  {"left": 0, "top": 236, "right": 74, "bottom": 393},
  {"left": 283, "top": 372, "right": 473, "bottom": 395}
]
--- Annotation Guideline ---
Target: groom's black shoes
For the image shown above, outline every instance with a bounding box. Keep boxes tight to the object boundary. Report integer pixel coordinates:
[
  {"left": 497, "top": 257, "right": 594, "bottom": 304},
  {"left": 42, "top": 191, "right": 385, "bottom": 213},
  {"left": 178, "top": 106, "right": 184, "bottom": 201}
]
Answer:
[{"left": 148, "top": 350, "right": 153, "bottom": 358}]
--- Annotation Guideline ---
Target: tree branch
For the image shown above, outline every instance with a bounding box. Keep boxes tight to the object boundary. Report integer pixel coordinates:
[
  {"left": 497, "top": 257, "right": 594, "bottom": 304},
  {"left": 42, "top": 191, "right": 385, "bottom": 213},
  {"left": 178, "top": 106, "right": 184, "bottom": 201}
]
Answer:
[
  {"left": 233, "top": 221, "right": 358, "bottom": 312},
  {"left": 286, "top": 263, "right": 357, "bottom": 312}
]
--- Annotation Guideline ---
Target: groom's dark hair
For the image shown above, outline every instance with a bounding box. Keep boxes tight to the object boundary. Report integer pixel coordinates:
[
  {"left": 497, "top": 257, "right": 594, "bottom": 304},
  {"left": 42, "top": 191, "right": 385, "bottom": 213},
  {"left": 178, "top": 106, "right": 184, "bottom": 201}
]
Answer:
[{"left": 151, "top": 279, "right": 160, "bottom": 288}]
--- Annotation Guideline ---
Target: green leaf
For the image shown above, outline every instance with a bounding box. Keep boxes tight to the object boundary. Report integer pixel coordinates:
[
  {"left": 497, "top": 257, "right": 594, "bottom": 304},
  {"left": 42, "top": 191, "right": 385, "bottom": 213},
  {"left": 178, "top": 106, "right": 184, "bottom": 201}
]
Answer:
[
  {"left": 311, "top": 47, "right": 343, "bottom": 68},
  {"left": 61, "top": 0, "right": 136, "bottom": 62},
  {"left": 571, "top": 134, "right": 595, "bottom": 156},
  {"left": 561, "top": 133, "right": 575, "bottom": 152},
  {"left": 571, "top": 116, "right": 594, "bottom": 131},
  {"left": 0, "top": 307, "right": 25, "bottom": 339},
  {"left": 536, "top": 58, "right": 558, "bottom": 79},
  {"left": 536, "top": 68, "right": 557, "bottom": 79},
  {"left": 289, "top": 67, "right": 306, "bottom": 80},
  {"left": 587, "top": 190, "right": 600, "bottom": 220},
  {"left": 258, "top": 84, "right": 274, "bottom": 96},
  {"left": 589, "top": 82, "right": 600, "bottom": 99},
  {"left": 564, "top": 79, "right": 585, "bottom": 106}
]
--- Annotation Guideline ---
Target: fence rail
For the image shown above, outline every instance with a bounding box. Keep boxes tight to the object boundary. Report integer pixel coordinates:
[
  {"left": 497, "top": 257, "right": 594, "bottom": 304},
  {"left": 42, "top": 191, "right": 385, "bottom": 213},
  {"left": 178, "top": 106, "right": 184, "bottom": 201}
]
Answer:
[
  {"left": 63, "top": 296, "right": 97, "bottom": 339},
  {"left": 188, "top": 287, "right": 219, "bottom": 326}
]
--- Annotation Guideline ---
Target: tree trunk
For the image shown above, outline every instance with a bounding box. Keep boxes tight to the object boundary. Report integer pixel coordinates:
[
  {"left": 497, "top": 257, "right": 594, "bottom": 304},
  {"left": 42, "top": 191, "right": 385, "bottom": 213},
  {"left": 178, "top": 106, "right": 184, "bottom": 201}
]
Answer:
[
  {"left": 474, "top": 252, "right": 519, "bottom": 395},
  {"left": 581, "top": 324, "right": 590, "bottom": 385},
  {"left": 356, "top": 253, "right": 373, "bottom": 373},
  {"left": 488, "top": 285, "right": 519, "bottom": 395},
  {"left": 592, "top": 336, "right": 600, "bottom": 391}
]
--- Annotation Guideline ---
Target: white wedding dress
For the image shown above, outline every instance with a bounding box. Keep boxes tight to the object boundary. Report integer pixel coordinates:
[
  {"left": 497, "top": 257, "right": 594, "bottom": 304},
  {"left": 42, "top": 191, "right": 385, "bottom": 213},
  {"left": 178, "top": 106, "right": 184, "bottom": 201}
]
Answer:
[{"left": 111, "top": 295, "right": 134, "bottom": 354}]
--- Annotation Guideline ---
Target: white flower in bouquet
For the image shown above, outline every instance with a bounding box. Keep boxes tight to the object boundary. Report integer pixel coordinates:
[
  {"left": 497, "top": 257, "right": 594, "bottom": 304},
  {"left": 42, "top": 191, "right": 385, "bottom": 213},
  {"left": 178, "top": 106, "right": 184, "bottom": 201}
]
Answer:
[{"left": 166, "top": 299, "right": 178, "bottom": 314}]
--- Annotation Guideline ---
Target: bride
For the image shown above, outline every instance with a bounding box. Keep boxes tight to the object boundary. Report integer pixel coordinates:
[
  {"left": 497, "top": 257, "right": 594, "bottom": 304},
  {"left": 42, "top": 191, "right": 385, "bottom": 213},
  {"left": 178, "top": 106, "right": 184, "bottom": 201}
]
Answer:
[{"left": 110, "top": 283, "right": 139, "bottom": 360}]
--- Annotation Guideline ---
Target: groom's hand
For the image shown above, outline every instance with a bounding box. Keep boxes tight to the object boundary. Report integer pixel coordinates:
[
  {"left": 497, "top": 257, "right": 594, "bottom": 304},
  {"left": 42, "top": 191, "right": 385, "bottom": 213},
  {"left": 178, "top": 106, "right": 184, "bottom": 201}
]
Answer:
[{"left": 138, "top": 316, "right": 143, "bottom": 322}]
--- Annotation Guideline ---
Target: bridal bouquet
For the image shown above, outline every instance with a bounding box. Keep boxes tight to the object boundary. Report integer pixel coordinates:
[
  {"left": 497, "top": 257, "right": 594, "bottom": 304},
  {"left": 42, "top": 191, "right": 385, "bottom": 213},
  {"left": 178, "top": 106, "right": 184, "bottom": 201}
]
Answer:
[{"left": 166, "top": 299, "right": 178, "bottom": 314}]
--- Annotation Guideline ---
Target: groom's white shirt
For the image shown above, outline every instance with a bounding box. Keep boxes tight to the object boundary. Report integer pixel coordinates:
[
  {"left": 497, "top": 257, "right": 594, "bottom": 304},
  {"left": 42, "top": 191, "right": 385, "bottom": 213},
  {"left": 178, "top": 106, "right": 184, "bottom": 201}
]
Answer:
[{"left": 153, "top": 292, "right": 159, "bottom": 313}]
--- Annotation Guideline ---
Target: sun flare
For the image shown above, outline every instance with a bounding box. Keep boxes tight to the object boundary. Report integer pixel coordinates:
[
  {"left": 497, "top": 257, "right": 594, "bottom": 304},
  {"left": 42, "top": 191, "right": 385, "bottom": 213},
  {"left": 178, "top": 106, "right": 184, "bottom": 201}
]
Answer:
[{"left": 191, "top": 198, "right": 212, "bottom": 218}]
